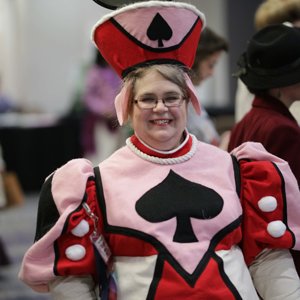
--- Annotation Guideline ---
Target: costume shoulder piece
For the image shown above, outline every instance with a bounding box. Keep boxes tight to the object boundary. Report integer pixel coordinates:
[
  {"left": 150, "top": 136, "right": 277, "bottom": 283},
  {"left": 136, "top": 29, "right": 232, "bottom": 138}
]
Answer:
[
  {"left": 231, "top": 142, "right": 300, "bottom": 264},
  {"left": 18, "top": 159, "right": 97, "bottom": 292}
]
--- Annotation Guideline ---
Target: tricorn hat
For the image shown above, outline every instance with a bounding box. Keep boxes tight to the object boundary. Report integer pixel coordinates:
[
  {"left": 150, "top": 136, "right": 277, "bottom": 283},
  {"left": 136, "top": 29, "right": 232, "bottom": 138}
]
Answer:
[
  {"left": 237, "top": 24, "right": 300, "bottom": 90},
  {"left": 91, "top": 1, "right": 205, "bottom": 125}
]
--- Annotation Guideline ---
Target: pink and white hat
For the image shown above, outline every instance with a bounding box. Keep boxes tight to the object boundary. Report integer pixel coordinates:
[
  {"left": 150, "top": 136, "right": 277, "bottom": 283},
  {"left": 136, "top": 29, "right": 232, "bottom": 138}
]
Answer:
[{"left": 91, "top": 1, "right": 206, "bottom": 125}]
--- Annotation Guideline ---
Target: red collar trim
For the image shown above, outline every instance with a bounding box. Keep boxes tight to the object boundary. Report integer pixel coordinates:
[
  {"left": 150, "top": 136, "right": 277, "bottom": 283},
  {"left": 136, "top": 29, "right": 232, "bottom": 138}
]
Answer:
[{"left": 130, "top": 134, "right": 193, "bottom": 158}]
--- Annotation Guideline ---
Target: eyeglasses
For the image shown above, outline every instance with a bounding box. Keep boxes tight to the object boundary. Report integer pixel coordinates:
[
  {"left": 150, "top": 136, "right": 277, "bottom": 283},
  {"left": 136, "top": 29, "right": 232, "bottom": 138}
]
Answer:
[{"left": 133, "top": 94, "right": 186, "bottom": 110}]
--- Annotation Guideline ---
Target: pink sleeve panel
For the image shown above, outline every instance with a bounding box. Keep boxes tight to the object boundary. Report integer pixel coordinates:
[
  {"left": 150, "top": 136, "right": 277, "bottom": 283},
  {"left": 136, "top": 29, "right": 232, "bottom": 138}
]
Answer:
[{"left": 18, "top": 159, "right": 94, "bottom": 292}]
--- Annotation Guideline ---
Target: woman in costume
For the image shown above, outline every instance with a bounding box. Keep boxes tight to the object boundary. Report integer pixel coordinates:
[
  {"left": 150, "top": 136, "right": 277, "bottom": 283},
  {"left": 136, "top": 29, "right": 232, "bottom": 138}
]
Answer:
[
  {"left": 19, "top": 1, "right": 300, "bottom": 299},
  {"left": 234, "top": 0, "right": 300, "bottom": 124}
]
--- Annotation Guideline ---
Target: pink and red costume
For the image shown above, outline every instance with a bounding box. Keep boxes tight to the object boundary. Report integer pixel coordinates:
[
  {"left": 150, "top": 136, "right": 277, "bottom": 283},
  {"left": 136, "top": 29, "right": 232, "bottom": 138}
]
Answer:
[
  {"left": 18, "top": 2, "right": 300, "bottom": 299},
  {"left": 19, "top": 133, "right": 300, "bottom": 299}
]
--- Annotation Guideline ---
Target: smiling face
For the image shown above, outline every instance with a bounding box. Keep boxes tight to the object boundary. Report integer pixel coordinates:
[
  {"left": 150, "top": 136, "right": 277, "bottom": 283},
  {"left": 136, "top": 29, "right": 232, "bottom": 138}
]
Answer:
[{"left": 131, "top": 68, "right": 188, "bottom": 151}]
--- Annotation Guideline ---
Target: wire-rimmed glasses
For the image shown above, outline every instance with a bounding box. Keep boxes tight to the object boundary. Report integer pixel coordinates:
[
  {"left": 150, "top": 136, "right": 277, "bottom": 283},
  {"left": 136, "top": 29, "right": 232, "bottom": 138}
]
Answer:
[{"left": 133, "top": 93, "right": 186, "bottom": 109}]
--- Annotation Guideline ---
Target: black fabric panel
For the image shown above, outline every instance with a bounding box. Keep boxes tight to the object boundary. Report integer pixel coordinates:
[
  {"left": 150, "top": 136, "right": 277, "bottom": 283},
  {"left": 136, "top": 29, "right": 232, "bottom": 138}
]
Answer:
[
  {"left": 146, "top": 255, "right": 164, "bottom": 300},
  {"left": 34, "top": 174, "right": 59, "bottom": 242},
  {"left": 231, "top": 155, "right": 241, "bottom": 198},
  {"left": 93, "top": 166, "right": 107, "bottom": 226}
]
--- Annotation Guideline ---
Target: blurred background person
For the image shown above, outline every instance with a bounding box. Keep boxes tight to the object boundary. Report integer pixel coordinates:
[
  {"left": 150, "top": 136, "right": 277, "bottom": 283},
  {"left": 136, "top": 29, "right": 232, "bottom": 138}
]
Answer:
[
  {"left": 234, "top": 0, "right": 300, "bottom": 124},
  {"left": 229, "top": 24, "right": 300, "bottom": 180},
  {"left": 81, "top": 50, "right": 124, "bottom": 164},
  {"left": 228, "top": 23, "right": 300, "bottom": 276},
  {"left": 187, "top": 27, "right": 228, "bottom": 146}
]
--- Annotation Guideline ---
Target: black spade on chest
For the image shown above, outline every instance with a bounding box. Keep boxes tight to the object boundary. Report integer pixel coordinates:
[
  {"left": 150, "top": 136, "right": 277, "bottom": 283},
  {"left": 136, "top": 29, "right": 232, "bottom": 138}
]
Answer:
[
  {"left": 135, "top": 170, "right": 224, "bottom": 243},
  {"left": 147, "top": 13, "right": 173, "bottom": 47}
]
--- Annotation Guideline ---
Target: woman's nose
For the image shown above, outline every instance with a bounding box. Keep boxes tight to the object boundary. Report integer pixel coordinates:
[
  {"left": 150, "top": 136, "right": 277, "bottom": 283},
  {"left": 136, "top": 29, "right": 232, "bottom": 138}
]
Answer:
[{"left": 153, "top": 99, "right": 168, "bottom": 111}]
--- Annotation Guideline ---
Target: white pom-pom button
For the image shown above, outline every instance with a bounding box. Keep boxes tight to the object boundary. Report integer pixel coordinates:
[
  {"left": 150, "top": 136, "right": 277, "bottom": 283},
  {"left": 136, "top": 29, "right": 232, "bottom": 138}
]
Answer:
[
  {"left": 71, "top": 219, "right": 90, "bottom": 237},
  {"left": 267, "top": 221, "right": 286, "bottom": 238},
  {"left": 258, "top": 196, "right": 277, "bottom": 212},
  {"left": 65, "top": 244, "right": 86, "bottom": 261}
]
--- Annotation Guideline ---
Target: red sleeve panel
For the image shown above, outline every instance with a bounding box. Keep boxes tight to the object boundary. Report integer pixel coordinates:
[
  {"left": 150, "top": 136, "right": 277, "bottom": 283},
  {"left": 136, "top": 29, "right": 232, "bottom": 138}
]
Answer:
[
  {"left": 54, "top": 179, "right": 101, "bottom": 279},
  {"left": 239, "top": 159, "right": 294, "bottom": 265}
]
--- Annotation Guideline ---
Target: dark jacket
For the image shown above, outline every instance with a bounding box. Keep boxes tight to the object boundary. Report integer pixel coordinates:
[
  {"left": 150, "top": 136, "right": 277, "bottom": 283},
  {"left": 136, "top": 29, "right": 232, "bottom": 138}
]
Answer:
[{"left": 228, "top": 95, "right": 300, "bottom": 185}]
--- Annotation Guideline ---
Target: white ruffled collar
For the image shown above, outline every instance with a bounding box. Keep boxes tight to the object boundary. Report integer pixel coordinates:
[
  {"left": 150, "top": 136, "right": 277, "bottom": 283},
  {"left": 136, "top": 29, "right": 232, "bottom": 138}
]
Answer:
[{"left": 126, "top": 131, "right": 198, "bottom": 165}]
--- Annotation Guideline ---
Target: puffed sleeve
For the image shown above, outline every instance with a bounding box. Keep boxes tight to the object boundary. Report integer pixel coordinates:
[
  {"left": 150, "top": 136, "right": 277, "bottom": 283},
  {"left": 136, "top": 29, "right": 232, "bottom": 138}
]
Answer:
[
  {"left": 231, "top": 142, "right": 300, "bottom": 266},
  {"left": 18, "top": 158, "right": 100, "bottom": 293}
]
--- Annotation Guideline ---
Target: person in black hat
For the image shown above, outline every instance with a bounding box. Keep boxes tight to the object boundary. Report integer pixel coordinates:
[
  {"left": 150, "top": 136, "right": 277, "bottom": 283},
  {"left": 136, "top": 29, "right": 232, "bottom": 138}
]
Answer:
[
  {"left": 234, "top": 0, "right": 300, "bottom": 124},
  {"left": 228, "top": 24, "right": 300, "bottom": 184},
  {"left": 229, "top": 24, "right": 300, "bottom": 281},
  {"left": 19, "top": 3, "right": 300, "bottom": 300}
]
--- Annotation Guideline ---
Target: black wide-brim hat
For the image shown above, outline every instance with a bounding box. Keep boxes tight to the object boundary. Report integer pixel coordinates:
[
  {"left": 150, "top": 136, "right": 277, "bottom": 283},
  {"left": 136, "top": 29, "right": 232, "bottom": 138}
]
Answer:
[{"left": 236, "top": 24, "right": 300, "bottom": 90}]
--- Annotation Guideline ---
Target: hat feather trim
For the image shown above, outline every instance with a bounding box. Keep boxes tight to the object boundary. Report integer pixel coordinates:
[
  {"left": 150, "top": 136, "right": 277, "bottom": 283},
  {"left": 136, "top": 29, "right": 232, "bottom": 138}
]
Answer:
[
  {"left": 115, "top": 82, "right": 131, "bottom": 126},
  {"left": 184, "top": 73, "right": 201, "bottom": 115}
]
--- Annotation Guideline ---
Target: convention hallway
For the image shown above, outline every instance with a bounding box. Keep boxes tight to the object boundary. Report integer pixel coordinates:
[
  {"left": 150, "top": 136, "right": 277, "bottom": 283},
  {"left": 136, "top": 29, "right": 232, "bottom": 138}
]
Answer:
[{"left": 0, "top": 194, "right": 51, "bottom": 300}]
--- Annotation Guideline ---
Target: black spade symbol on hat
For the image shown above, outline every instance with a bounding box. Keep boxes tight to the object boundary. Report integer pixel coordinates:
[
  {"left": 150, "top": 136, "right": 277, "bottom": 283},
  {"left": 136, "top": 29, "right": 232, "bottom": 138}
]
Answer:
[
  {"left": 147, "top": 13, "right": 173, "bottom": 47},
  {"left": 136, "top": 170, "right": 223, "bottom": 243}
]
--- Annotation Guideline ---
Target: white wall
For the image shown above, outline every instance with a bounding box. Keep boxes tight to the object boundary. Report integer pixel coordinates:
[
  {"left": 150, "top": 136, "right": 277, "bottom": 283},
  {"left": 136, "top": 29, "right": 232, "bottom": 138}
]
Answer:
[
  {"left": 0, "top": 0, "right": 21, "bottom": 102},
  {"left": 1, "top": 0, "right": 109, "bottom": 114},
  {"left": 1, "top": 0, "right": 229, "bottom": 115}
]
